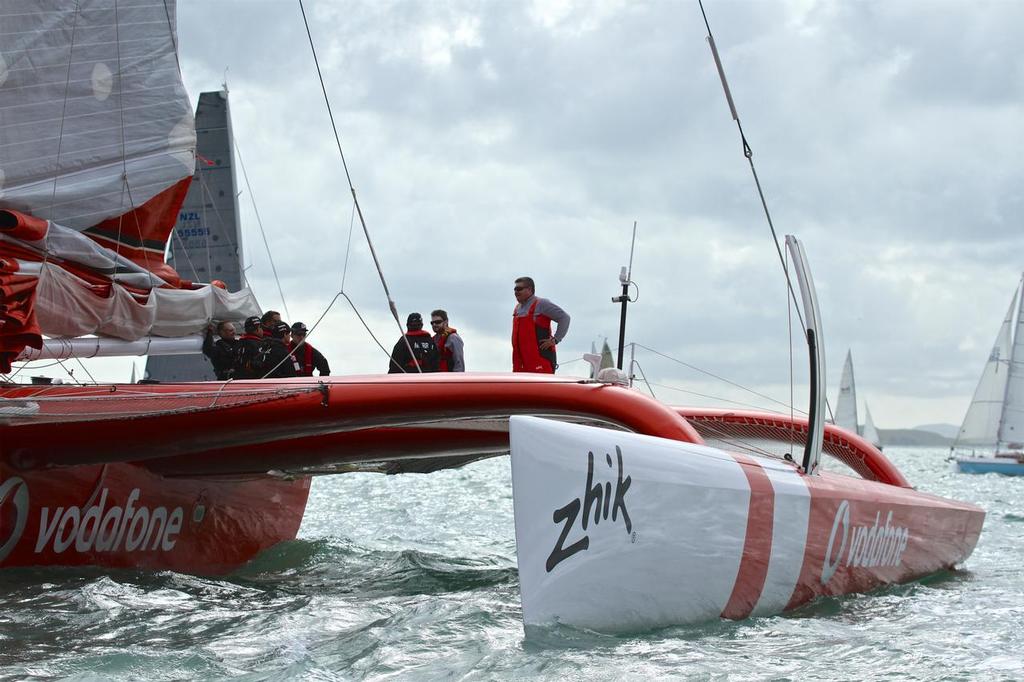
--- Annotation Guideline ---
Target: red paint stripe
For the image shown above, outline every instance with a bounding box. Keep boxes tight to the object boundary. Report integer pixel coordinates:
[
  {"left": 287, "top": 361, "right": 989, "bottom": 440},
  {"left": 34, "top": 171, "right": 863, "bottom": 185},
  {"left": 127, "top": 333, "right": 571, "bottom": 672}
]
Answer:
[{"left": 721, "top": 453, "right": 775, "bottom": 620}]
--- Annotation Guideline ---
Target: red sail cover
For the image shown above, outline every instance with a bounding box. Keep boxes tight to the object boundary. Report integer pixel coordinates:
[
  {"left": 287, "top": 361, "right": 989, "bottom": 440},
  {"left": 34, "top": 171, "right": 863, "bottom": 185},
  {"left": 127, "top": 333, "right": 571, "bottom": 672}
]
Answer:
[{"left": 0, "top": 1, "right": 202, "bottom": 371}]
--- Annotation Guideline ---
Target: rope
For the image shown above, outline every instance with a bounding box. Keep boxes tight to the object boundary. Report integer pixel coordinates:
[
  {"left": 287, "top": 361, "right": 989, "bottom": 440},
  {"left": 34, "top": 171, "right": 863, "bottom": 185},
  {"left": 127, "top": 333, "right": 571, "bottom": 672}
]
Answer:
[
  {"left": 235, "top": 138, "right": 290, "bottom": 320},
  {"left": 297, "top": 0, "right": 418, "bottom": 369}
]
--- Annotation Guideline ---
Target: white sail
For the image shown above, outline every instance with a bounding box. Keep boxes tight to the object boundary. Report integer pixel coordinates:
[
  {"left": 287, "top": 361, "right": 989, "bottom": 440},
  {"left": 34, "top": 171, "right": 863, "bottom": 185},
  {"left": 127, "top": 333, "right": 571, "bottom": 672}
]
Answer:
[
  {"left": 997, "top": 277, "right": 1024, "bottom": 447},
  {"left": 955, "top": 288, "right": 1018, "bottom": 448},
  {"left": 0, "top": 1, "right": 195, "bottom": 229},
  {"left": 834, "top": 349, "right": 859, "bottom": 434},
  {"left": 862, "top": 402, "right": 882, "bottom": 450}
]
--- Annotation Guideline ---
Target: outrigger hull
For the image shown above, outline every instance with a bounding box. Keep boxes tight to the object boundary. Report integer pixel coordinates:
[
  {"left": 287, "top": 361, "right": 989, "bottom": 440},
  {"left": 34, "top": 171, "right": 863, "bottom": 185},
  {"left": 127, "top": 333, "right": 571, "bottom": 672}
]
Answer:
[{"left": 511, "top": 416, "right": 984, "bottom": 632}]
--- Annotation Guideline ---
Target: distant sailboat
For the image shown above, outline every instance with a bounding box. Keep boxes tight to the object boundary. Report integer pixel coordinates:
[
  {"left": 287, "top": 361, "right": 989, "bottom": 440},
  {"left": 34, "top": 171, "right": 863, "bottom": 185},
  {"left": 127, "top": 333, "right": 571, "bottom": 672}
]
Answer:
[
  {"left": 953, "top": 275, "right": 1024, "bottom": 474},
  {"left": 834, "top": 349, "right": 883, "bottom": 450}
]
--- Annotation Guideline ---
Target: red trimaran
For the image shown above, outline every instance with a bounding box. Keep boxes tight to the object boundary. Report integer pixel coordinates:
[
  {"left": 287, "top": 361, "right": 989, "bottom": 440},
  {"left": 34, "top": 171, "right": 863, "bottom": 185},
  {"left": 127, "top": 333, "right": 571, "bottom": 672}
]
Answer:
[{"left": 0, "top": 2, "right": 982, "bottom": 631}]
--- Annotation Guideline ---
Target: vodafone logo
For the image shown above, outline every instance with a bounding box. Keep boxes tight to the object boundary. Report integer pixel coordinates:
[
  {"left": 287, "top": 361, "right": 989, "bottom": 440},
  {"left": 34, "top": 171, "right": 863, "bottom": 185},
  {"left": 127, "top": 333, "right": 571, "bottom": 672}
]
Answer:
[
  {"left": 822, "top": 500, "right": 910, "bottom": 584},
  {"left": 0, "top": 476, "right": 29, "bottom": 563}
]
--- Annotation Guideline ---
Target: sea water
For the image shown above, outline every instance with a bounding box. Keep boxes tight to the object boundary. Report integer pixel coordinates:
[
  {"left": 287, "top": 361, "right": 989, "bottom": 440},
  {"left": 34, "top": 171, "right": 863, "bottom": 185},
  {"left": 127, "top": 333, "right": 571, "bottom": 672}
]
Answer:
[{"left": 1, "top": 447, "right": 1021, "bottom": 680}]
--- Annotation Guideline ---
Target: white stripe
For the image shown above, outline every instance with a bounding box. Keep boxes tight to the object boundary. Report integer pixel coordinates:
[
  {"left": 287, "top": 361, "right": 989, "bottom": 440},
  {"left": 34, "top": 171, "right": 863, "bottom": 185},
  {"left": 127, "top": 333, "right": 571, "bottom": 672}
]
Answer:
[{"left": 752, "top": 464, "right": 810, "bottom": 616}]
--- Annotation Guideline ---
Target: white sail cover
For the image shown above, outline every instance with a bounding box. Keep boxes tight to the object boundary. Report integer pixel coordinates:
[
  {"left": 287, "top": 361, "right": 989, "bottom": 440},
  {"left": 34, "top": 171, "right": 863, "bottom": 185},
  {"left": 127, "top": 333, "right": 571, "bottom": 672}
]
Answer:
[
  {"left": 0, "top": 0, "right": 195, "bottom": 228},
  {"left": 956, "top": 289, "right": 1018, "bottom": 447},
  {"left": 862, "top": 403, "right": 882, "bottom": 450},
  {"left": 997, "top": 278, "right": 1024, "bottom": 446},
  {"left": 835, "top": 349, "right": 858, "bottom": 434}
]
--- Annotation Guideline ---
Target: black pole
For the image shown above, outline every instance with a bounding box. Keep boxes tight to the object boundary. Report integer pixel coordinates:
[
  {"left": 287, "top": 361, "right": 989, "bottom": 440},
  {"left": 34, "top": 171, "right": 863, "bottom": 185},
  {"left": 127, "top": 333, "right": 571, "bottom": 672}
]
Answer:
[{"left": 615, "top": 280, "right": 629, "bottom": 370}]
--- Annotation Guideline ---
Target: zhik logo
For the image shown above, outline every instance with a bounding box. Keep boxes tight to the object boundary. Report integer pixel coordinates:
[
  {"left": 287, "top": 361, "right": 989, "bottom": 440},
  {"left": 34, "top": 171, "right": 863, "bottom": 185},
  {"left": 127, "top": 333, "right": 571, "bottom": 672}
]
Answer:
[
  {"left": 0, "top": 477, "right": 29, "bottom": 563},
  {"left": 546, "top": 446, "right": 632, "bottom": 572}
]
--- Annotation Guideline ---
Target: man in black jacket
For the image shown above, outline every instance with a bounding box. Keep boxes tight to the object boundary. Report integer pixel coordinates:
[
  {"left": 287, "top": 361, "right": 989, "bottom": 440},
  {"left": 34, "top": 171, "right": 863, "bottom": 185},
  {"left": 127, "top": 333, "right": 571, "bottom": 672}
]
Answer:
[
  {"left": 202, "top": 320, "right": 239, "bottom": 380},
  {"left": 388, "top": 313, "right": 440, "bottom": 373},
  {"left": 260, "top": 321, "right": 298, "bottom": 378}
]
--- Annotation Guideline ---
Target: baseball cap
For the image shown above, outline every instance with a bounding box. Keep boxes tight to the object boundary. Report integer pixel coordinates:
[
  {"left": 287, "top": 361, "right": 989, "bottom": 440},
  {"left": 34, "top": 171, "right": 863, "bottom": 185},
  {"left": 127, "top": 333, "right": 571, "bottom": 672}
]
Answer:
[
  {"left": 243, "top": 316, "right": 261, "bottom": 332},
  {"left": 407, "top": 312, "right": 423, "bottom": 328},
  {"left": 270, "top": 321, "right": 290, "bottom": 338},
  {"left": 291, "top": 322, "right": 308, "bottom": 335}
]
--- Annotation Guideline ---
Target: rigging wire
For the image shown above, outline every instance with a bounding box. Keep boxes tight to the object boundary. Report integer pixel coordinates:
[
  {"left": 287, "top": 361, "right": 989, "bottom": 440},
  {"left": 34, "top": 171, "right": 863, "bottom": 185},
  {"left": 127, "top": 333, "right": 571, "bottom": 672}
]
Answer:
[
  {"left": 235, "top": 139, "right": 290, "bottom": 320},
  {"left": 698, "top": 0, "right": 806, "bottom": 333},
  {"left": 632, "top": 342, "right": 798, "bottom": 412},
  {"left": 298, "top": 0, "right": 420, "bottom": 370}
]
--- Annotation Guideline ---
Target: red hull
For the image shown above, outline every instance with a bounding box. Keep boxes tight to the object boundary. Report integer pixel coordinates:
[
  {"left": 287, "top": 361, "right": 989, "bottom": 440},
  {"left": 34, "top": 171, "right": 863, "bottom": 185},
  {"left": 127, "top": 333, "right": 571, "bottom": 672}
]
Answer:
[
  {"left": 1, "top": 374, "right": 983, "bottom": 583},
  {"left": 0, "top": 461, "right": 309, "bottom": 574}
]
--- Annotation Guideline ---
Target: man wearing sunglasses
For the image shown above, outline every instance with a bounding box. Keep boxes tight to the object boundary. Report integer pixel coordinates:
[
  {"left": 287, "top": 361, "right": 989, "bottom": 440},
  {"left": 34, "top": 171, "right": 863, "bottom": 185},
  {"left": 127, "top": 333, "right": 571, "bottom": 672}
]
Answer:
[
  {"left": 430, "top": 310, "right": 464, "bottom": 372},
  {"left": 512, "top": 276, "right": 570, "bottom": 373}
]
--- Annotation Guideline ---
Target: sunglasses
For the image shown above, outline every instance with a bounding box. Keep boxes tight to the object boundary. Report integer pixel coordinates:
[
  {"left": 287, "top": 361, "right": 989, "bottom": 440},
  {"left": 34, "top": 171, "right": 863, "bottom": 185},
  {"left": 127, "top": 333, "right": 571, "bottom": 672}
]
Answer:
[
  {"left": 513, "top": 286, "right": 528, "bottom": 291},
  {"left": 430, "top": 319, "right": 445, "bottom": 325}
]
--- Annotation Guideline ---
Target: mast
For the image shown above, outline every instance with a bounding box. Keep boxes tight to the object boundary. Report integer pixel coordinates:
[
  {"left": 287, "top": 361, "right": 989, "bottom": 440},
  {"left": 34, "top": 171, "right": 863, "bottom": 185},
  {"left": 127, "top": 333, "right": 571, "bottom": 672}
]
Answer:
[{"left": 785, "top": 235, "right": 826, "bottom": 475}]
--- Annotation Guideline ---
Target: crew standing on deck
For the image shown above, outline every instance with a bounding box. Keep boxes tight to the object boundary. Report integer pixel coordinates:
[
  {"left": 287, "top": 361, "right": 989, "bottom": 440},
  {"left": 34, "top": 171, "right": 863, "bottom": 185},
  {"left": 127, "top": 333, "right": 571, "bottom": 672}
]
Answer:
[
  {"left": 202, "top": 320, "right": 239, "bottom": 380},
  {"left": 511, "top": 276, "right": 570, "bottom": 373},
  {"left": 430, "top": 309, "right": 465, "bottom": 372},
  {"left": 260, "top": 321, "right": 298, "bottom": 378},
  {"left": 233, "top": 316, "right": 265, "bottom": 379},
  {"left": 289, "top": 322, "right": 330, "bottom": 376},
  {"left": 389, "top": 313, "right": 440, "bottom": 373}
]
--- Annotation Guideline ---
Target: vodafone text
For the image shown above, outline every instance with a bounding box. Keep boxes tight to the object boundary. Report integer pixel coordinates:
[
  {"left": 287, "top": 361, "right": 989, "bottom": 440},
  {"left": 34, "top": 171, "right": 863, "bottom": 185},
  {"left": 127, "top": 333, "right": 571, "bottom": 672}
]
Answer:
[
  {"left": 822, "top": 500, "right": 909, "bottom": 584},
  {"left": 35, "top": 489, "right": 184, "bottom": 554}
]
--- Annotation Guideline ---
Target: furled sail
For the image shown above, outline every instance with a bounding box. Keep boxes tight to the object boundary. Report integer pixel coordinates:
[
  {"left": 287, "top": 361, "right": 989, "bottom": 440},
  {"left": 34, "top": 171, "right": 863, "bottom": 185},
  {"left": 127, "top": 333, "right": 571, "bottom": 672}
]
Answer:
[
  {"left": 834, "top": 349, "right": 858, "bottom": 433},
  {"left": 996, "top": 277, "right": 1024, "bottom": 447},
  {"left": 0, "top": 1, "right": 258, "bottom": 373},
  {"left": 955, "top": 288, "right": 1018, "bottom": 448}
]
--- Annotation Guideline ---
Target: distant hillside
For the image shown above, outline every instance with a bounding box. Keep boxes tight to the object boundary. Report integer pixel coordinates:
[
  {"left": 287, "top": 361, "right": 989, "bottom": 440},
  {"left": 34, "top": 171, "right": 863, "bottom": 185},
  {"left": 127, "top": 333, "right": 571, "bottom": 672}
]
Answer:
[
  {"left": 913, "top": 423, "right": 959, "bottom": 439},
  {"left": 878, "top": 428, "right": 952, "bottom": 447}
]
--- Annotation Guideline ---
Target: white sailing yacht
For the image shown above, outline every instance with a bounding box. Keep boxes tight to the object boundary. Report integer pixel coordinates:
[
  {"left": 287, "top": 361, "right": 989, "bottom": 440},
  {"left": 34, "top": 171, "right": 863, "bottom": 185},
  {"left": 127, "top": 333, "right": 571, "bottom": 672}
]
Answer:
[
  {"left": 953, "top": 275, "right": 1024, "bottom": 474},
  {"left": 834, "top": 349, "right": 883, "bottom": 450}
]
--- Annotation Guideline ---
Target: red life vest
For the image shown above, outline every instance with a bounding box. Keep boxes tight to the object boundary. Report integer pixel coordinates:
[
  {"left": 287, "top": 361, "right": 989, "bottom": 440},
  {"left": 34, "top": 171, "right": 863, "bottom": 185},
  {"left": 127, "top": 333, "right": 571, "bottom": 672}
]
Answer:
[
  {"left": 288, "top": 341, "right": 316, "bottom": 376},
  {"left": 512, "top": 299, "right": 555, "bottom": 373},
  {"left": 434, "top": 327, "right": 458, "bottom": 371}
]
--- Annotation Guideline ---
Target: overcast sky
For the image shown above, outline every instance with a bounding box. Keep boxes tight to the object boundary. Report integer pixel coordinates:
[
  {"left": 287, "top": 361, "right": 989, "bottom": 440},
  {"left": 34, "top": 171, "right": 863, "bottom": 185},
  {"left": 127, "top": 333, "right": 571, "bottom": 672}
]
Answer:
[{"left": 108, "top": 1, "right": 1024, "bottom": 428}]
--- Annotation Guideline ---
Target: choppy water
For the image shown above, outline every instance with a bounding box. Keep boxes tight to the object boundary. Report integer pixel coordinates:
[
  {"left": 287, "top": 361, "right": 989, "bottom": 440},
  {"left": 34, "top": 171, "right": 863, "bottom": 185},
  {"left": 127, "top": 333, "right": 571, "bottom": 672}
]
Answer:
[{"left": 2, "top": 447, "right": 1022, "bottom": 680}]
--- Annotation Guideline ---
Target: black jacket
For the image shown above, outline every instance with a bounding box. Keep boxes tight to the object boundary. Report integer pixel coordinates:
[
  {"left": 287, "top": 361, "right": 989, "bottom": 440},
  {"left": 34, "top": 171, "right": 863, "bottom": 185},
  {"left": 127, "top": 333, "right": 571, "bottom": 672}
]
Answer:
[
  {"left": 202, "top": 330, "right": 238, "bottom": 380},
  {"left": 388, "top": 330, "right": 440, "bottom": 373}
]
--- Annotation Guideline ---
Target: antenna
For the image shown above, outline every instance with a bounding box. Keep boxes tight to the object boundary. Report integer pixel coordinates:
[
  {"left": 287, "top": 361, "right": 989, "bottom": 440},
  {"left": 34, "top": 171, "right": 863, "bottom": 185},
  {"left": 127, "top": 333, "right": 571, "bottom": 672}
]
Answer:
[{"left": 613, "top": 221, "right": 639, "bottom": 369}]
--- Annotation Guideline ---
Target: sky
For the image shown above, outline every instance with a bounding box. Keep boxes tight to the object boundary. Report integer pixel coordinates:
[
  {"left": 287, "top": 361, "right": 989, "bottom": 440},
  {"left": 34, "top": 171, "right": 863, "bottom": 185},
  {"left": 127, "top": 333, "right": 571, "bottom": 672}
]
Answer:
[{"left": 29, "top": 0, "right": 1024, "bottom": 429}]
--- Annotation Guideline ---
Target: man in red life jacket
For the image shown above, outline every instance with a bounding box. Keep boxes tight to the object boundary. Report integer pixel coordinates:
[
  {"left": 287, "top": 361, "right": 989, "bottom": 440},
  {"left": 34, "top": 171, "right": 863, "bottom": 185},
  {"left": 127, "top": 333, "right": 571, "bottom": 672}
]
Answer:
[
  {"left": 512, "top": 276, "right": 570, "bottom": 373},
  {"left": 389, "top": 313, "right": 440, "bottom": 373},
  {"left": 289, "top": 322, "right": 330, "bottom": 376},
  {"left": 430, "top": 309, "right": 465, "bottom": 372},
  {"left": 233, "top": 315, "right": 265, "bottom": 379}
]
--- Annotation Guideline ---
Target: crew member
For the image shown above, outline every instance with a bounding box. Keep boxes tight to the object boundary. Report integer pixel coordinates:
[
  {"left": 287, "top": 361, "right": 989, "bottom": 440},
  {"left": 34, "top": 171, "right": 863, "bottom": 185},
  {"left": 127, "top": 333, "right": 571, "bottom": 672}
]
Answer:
[
  {"left": 233, "top": 316, "right": 265, "bottom": 379},
  {"left": 202, "top": 320, "right": 238, "bottom": 380},
  {"left": 260, "top": 310, "right": 281, "bottom": 335},
  {"left": 430, "top": 309, "right": 464, "bottom": 372},
  {"left": 289, "top": 322, "right": 330, "bottom": 376},
  {"left": 389, "top": 313, "right": 440, "bottom": 373},
  {"left": 260, "top": 321, "right": 298, "bottom": 378},
  {"left": 511, "top": 276, "right": 570, "bottom": 373}
]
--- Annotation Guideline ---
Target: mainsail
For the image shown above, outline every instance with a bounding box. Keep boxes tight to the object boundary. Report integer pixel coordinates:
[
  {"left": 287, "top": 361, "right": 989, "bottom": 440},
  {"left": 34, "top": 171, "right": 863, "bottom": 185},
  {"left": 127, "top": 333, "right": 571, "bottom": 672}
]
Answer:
[
  {"left": 954, "top": 282, "right": 1021, "bottom": 449},
  {"left": 0, "top": 1, "right": 258, "bottom": 373},
  {"left": 834, "top": 349, "right": 859, "bottom": 433},
  {"left": 862, "top": 402, "right": 882, "bottom": 450}
]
